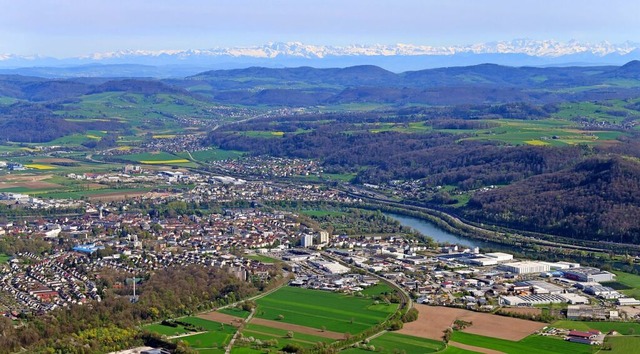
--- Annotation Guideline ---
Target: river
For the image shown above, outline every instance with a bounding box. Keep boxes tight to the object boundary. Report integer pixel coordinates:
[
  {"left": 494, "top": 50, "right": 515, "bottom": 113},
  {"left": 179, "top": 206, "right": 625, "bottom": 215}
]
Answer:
[{"left": 384, "top": 212, "right": 489, "bottom": 249}]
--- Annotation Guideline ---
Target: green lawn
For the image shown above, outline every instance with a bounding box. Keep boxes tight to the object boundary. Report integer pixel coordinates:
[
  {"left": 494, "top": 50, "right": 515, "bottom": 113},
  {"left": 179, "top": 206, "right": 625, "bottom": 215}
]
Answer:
[
  {"left": 254, "top": 287, "right": 398, "bottom": 334},
  {"left": 605, "top": 335, "right": 640, "bottom": 353},
  {"left": 450, "top": 332, "right": 596, "bottom": 354}
]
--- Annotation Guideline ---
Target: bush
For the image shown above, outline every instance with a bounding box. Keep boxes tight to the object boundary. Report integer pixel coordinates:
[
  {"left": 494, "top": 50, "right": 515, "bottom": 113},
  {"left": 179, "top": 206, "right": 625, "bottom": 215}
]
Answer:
[
  {"left": 282, "top": 343, "right": 303, "bottom": 353},
  {"left": 401, "top": 308, "right": 419, "bottom": 323}
]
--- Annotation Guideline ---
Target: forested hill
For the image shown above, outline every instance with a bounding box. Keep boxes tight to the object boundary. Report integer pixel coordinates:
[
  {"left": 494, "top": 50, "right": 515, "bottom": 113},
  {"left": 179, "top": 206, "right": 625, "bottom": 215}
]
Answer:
[{"left": 466, "top": 156, "right": 640, "bottom": 243}]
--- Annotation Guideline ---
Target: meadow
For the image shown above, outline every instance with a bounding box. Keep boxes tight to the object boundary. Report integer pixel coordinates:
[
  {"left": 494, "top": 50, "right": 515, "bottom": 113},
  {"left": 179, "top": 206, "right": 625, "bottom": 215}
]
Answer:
[
  {"left": 361, "top": 332, "right": 443, "bottom": 353},
  {"left": 239, "top": 323, "right": 334, "bottom": 350},
  {"left": 143, "top": 316, "right": 235, "bottom": 353},
  {"left": 244, "top": 254, "right": 281, "bottom": 264},
  {"left": 604, "top": 335, "right": 640, "bottom": 354},
  {"left": 450, "top": 331, "right": 596, "bottom": 354},
  {"left": 254, "top": 287, "right": 398, "bottom": 334},
  {"left": 217, "top": 307, "right": 251, "bottom": 319},
  {"left": 452, "top": 119, "right": 623, "bottom": 146},
  {"left": 552, "top": 320, "right": 640, "bottom": 335},
  {"left": 599, "top": 271, "right": 640, "bottom": 298},
  {"left": 182, "top": 148, "right": 244, "bottom": 162}
]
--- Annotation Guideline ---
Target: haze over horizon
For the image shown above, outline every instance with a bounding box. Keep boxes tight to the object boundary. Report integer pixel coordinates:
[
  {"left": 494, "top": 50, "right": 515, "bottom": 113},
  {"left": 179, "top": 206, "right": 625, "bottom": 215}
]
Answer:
[{"left": 1, "top": 0, "right": 639, "bottom": 58}]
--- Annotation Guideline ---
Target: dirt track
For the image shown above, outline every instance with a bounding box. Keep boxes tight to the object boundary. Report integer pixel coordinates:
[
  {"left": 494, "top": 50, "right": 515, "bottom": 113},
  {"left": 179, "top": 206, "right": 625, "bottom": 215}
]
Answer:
[{"left": 399, "top": 305, "right": 546, "bottom": 341}]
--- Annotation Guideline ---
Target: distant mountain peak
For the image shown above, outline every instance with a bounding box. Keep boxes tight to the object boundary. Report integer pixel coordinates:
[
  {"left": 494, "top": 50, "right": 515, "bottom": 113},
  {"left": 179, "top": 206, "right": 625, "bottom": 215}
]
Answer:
[
  {"left": 3, "top": 39, "right": 637, "bottom": 63},
  {"left": 2, "top": 40, "right": 640, "bottom": 74}
]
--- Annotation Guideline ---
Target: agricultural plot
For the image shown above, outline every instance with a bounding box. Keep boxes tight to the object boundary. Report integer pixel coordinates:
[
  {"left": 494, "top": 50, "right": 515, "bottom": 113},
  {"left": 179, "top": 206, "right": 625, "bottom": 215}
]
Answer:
[
  {"left": 365, "top": 332, "right": 444, "bottom": 353},
  {"left": 552, "top": 320, "right": 640, "bottom": 335},
  {"left": 240, "top": 131, "right": 285, "bottom": 138},
  {"left": 450, "top": 332, "right": 595, "bottom": 354},
  {"left": 400, "top": 305, "right": 546, "bottom": 341},
  {"left": 604, "top": 335, "right": 640, "bottom": 354},
  {"left": 179, "top": 148, "right": 244, "bottom": 162},
  {"left": 217, "top": 307, "right": 252, "bottom": 319},
  {"left": 144, "top": 316, "right": 235, "bottom": 353},
  {"left": 368, "top": 121, "right": 432, "bottom": 133},
  {"left": 553, "top": 99, "right": 640, "bottom": 124},
  {"left": 254, "top": 287, "right": 398, "bottom": 334},
  {"left": 434, "top": 118, "right": 625, "bottom": 146},
  {"left": 610, "top": 271, "right": 640, "bottom": 299},
  {"left": 118, "top": 151, "right": 191, "bottom": 165},
  {"left": 238, "top": 323, "right": 334, "bottom": 351}
]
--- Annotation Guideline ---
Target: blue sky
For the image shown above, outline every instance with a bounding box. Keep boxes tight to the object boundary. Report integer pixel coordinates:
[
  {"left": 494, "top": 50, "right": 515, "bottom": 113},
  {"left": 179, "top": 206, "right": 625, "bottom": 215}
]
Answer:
[{"left": 1, "top": 0, "right": 639, "bottom": 57}]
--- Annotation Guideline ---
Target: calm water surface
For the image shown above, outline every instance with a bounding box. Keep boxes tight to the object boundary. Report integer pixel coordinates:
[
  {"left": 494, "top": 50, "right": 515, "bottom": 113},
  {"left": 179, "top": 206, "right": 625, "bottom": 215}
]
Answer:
[{"left": 384, "top": 212, "right": 488, "bottom": 249}]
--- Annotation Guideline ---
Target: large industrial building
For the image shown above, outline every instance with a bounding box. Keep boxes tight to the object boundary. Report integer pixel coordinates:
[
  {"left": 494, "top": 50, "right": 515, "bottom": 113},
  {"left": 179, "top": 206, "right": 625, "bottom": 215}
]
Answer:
[
  {"left": 498, "top": 261, "right": 551, "bottom": 274},
  {"left": 562, "top": 267, "right": 616, "bottom": 282}
]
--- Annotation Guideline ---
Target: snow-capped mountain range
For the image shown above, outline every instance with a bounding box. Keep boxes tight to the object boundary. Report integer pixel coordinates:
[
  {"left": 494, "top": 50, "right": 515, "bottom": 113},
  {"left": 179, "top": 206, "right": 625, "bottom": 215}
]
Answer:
[
  {"left": 1, "top": 40, "right": 639, "bottom": 77},
  {"left": 77, "top": 39, "right": 639, "bottom": 60}
]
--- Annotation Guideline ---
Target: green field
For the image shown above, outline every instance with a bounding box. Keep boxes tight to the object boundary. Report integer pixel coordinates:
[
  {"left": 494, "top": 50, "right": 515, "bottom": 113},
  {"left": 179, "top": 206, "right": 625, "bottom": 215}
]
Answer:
[
  {"left": 184, "top": 149, "right": 244, "bottom": 162},
  {"left": 118, "top": 151, "right": 193, "bottom": 165},
  {"left": 360, "top": 283, "right": 393, "bottom": 297},
  {"left": 609, "top": 271, "right": 640, "bottom": 298},
  {"left": 552, "top": 320, "right": 640, "bottom": 335},
  {"left": 39, "top": 187, "right": 151, "bottom": 200},
  {"left": 300, "top": 209, "right": 348, "bottom": 217},
  {"left": 240, "top": 323, "right": 333, "bottom": 350},
  {"left": 143, "top": 323, "right": 191, "bottom": 337},
  {"left": 245, "top": 254, "right": 281, "bottom": 264},
  {"left": 605, "top": 335, "right": 640, "bottom": 353},
  {"left": 144, "top": 316, "right": 235, "bottom": 353},
  {"left": 369, "top": 122, "right": 432, "bottom": 134},
  {"left": 554, "top": 100, "right": 640, "bottom": 124},
  {"left": 254, "top": 287, "right": 398, "bottom": 334},
  {"left": 429, "top": 118, "right": 626, "bottom": 146},
  {"left": 450, "top": 332, "right": 595, "bottom": 354},
  {"left": 0, "top": 253, "right": 11, "bottom": 263},
  {"left": 217, "top": 307, "right": 251, "bottom": 319},
  {"left": 366, "top": 332, "right": 443, "bottom": 353}
]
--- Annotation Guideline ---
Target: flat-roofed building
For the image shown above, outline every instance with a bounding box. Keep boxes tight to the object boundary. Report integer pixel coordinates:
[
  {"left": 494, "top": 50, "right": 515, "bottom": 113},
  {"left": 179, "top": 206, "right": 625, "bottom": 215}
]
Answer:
[{"left": 499, "top": 261, "right": 550, "bottom": 274}]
